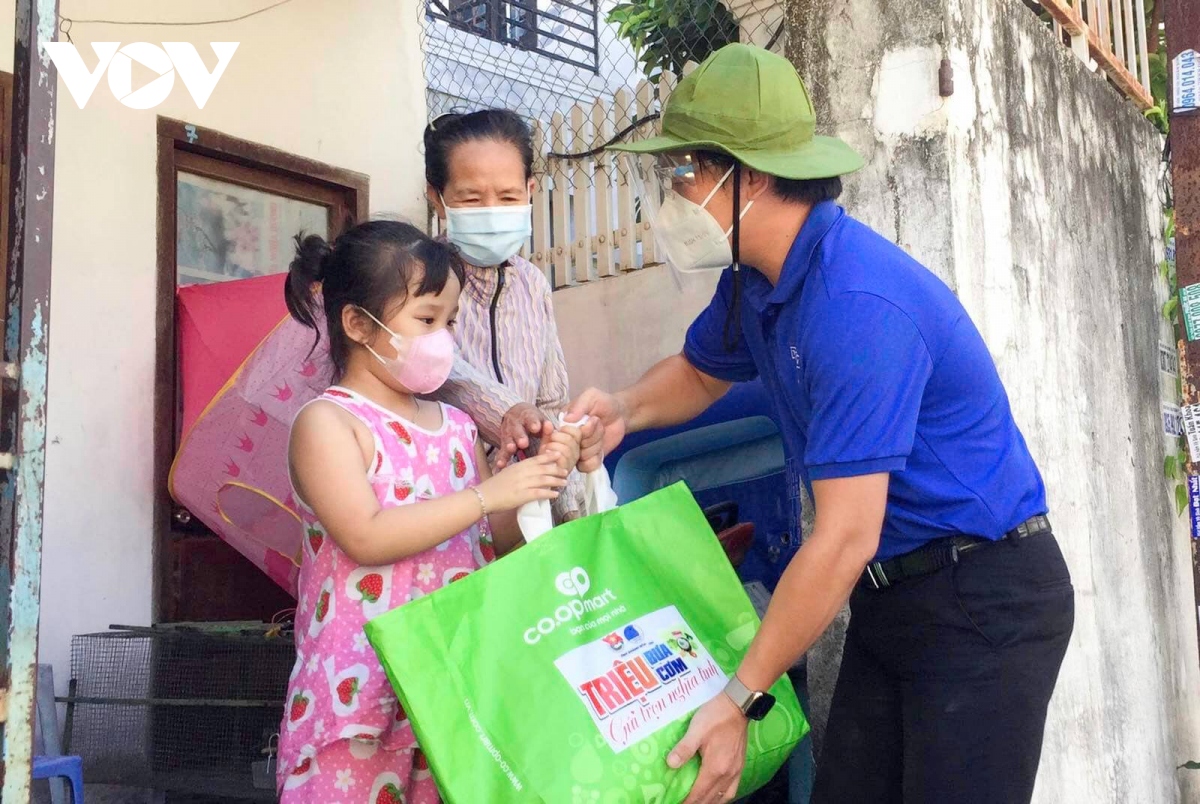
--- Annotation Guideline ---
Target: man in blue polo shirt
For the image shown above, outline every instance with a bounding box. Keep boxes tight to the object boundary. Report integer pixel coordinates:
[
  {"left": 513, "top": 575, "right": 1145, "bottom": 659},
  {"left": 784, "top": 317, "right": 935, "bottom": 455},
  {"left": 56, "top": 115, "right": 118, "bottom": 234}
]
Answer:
[{"left": 569, "top": 44, "right": 1074, "bottom": 804}]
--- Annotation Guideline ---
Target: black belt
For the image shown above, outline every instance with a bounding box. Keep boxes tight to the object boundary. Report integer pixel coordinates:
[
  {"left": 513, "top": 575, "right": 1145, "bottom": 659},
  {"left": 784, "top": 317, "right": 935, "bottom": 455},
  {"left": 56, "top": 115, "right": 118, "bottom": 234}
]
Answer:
[{"left": 860, "top": 515, "right": 1052, "bottom": 591}]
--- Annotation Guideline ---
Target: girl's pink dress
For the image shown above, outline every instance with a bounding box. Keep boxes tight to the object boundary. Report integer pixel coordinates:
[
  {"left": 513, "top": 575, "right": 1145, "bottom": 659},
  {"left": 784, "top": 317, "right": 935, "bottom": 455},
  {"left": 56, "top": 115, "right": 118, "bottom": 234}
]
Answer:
[{"left": 278, "top": 386, "right": 494, "bottom": 803}]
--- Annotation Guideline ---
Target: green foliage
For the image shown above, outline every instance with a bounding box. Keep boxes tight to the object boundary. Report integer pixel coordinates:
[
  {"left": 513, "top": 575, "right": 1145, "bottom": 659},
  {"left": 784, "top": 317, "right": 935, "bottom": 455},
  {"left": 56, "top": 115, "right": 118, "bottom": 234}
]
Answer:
[
  {"left": 607, "top": 0, "right": 739, "bottom": 83},
  {"left": 1163, "top": 444, "right": 1189, "bottom": 516},
  {"left": 1179, "top": 761, "right": 1200, "bottom": 771},
  {"left": 1163, "top": 295, "right": 1179, "bottom": 323},
  {"left": 1159, "top": 205, "right": 1186, "bottom": 515},
  {"left": 1145, "top": 47, "right": 1170, "bottom": 135},
  {"left": 1143, "top": 0, "right": 1169, "bottom": 134}
]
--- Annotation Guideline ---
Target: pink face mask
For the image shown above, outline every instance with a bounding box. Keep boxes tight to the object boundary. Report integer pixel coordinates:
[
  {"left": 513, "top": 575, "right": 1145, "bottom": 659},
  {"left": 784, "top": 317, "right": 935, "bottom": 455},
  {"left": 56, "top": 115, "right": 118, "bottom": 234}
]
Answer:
[{"left": 359, "top": 308, "right": 456, "bottom": 394}]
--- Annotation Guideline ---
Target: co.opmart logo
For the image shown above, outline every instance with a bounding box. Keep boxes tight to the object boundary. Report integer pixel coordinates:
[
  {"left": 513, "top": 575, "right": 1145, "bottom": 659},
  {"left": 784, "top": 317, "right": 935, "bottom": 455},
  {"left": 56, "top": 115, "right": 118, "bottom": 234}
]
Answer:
[
  {"left": 524, "top": 567, "right": 617, "bottom": 645},
  {"left": 555, "top": 567, "right": 591, "bottom": 597}
]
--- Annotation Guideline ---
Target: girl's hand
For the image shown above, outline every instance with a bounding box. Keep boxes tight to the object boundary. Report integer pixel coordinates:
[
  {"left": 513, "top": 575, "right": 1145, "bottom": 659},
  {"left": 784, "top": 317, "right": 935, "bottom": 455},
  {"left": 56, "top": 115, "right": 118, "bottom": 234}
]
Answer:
[
  {"left": 477, "top": 453, "right": 568, "bottom": 513},
  {"left": 539, "top": 425, "right": 582, "bottom": 474},
  {"left": 566, "top": 390, "right": 626, "bottom": 473}
]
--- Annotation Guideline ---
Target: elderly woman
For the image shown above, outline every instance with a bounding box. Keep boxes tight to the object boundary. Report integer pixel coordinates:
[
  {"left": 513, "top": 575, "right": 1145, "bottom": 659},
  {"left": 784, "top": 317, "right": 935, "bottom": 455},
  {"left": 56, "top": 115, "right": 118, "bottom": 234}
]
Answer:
[{"left": 424, "top": 108, "right": 588, "bottom": 521}]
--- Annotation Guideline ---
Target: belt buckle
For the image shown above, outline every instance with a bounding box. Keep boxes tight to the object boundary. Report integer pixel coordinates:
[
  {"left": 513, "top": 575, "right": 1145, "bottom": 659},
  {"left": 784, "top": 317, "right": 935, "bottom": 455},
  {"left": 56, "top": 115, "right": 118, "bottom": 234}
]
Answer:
[{"left": 1014, "top": 515, "right": 1048, "bottom": 541}]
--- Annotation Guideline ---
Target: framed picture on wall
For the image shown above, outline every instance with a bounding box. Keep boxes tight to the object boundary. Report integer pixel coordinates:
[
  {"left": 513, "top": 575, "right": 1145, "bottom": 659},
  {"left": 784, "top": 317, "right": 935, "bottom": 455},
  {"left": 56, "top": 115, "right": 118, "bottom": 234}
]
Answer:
[{"left": 175, "top": 171, "right": 331, "bottom": 285}]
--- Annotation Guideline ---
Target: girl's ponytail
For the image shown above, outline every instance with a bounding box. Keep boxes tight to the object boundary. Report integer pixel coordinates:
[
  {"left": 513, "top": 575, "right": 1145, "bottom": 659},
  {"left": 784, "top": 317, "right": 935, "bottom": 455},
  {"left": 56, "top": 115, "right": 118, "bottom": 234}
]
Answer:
[{"left": 285, "top": 232, "right": 331, "bottom": 337}]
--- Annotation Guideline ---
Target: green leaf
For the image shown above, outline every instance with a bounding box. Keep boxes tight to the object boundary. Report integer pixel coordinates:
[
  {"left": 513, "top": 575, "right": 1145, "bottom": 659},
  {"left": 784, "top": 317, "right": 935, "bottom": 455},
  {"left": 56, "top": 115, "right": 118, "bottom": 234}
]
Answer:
[
  {"left": 1179, "top": 761, "right": 1200, "bottom": 771},
  {"left": 608, "top": 0, "right": 740, "bottom": 81},
  {"left": 1177, "top": 482, "right": 1188, "bottom": 517},
  {"left": 1164, "top": 296, "right": 1180, "bottom": 323},
  {"left": 1166, "top": 455, "right": 1178, "bottom": 479}
]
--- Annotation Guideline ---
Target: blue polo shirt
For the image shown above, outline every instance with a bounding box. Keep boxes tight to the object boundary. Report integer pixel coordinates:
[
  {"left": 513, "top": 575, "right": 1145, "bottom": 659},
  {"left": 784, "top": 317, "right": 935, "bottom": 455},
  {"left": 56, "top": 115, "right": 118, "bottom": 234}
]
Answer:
[{"left": 683, "top": 201, "right": 1047, "bottom": 561}]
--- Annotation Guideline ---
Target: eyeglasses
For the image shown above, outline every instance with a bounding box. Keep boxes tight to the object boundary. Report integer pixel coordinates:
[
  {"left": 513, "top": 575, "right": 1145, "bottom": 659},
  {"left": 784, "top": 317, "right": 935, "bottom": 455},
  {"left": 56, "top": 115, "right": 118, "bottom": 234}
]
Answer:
[{"left": 651, "top": 153, "right": 697, "bottom": 187}]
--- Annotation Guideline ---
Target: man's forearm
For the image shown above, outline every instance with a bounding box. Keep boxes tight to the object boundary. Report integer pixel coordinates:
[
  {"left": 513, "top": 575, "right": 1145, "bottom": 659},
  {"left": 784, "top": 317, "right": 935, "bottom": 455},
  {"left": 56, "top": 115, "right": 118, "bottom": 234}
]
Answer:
[
  {"left": 617, "top": 354, "right": 731, "bottom": 434},
  {"left": 736, "top": 526, "right": 875, "bottom": 692}
]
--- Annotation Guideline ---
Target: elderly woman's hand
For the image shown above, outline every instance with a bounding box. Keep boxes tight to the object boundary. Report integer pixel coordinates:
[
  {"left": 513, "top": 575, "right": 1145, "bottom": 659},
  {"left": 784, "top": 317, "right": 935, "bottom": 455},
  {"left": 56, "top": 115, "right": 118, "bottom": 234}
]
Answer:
[{"left": 494, "top": 403, "right": 554, "bottom": 469}]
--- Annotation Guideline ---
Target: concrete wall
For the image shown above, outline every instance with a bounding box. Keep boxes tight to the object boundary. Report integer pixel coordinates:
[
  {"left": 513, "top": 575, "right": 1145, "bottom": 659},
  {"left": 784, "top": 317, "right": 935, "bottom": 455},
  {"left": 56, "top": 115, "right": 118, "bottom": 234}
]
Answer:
[
  {"left": 554, "top": 265, "right": 719, "bottom": 393},
  {"left": 32, "top": 0, "right": 428, "bottom": 700},
  {"left": 787, "top": 0, "right": 1200, "bottom": 800}
]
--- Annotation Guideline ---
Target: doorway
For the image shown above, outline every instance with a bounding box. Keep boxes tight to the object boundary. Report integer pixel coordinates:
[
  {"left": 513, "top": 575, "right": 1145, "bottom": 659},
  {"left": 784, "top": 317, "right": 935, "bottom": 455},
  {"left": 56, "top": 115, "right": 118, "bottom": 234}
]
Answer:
[{"left": 154, "top": 118, "right": 368, "bottom": 623}]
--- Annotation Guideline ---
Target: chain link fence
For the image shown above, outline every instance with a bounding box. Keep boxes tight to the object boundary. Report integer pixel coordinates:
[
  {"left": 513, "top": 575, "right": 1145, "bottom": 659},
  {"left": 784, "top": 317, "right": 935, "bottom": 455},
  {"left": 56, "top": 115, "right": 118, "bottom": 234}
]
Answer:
[{"left": 421, "top": 1, "right": 786, "bottom": 168}]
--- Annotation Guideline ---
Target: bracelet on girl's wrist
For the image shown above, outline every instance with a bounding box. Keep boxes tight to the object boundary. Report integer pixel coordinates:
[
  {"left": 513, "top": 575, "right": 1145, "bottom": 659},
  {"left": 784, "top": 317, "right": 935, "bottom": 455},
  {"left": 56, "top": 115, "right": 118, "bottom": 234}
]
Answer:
[{"left": 472, "top": 487, "right": 488, "bottom": 517}]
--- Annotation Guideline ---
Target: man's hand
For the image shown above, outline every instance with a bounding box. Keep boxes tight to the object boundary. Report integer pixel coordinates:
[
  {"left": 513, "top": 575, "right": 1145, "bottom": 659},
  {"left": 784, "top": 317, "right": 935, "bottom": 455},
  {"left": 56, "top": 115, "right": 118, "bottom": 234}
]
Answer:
[
  {"left": 669, "top": 693, "right": 747, "bottom": 804},
  {"left": 494, "top": 403, "right": 554, "bottom": 469},
  {"left": 565, "top": 389, "right": 629, "bottom": 473}
]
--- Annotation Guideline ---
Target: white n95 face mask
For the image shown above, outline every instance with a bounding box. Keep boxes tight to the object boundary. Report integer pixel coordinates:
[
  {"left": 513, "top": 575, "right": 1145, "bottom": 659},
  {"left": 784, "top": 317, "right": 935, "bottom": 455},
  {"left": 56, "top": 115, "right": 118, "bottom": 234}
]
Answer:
[
  {"left": 627, "top": 158, "right": 756, "bottom": 275},
  {"left": 443, "top": 200, "right": 533, "bottom": 268}
]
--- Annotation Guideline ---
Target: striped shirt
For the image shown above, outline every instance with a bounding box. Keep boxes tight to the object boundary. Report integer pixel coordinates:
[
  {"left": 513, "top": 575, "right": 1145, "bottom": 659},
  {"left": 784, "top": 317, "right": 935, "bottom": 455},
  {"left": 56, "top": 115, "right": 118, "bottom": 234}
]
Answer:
[{"left": 434, "top": 254, "right": 586, "bottom": 518}]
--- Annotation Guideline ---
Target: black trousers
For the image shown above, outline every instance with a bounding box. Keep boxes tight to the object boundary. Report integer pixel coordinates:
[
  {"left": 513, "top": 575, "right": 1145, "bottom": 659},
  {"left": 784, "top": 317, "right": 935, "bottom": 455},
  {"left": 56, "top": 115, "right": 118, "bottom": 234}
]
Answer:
[{"left": 811, "top": 531, "right": 1074, "bottom": 804}]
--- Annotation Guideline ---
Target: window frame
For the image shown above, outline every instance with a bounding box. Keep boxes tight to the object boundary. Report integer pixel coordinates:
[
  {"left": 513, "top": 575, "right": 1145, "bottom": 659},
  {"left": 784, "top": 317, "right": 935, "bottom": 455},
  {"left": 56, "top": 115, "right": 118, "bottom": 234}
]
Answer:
[{"left": 429, "top": 0, "right": 600, "bottom": 73}]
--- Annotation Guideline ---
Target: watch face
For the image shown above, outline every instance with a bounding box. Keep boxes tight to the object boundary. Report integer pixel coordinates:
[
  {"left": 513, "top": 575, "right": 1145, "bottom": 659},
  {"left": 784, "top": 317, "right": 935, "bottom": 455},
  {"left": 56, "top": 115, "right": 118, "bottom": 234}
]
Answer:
[{"left": 746, "top": 692, "right": 776, "bottom": 721}]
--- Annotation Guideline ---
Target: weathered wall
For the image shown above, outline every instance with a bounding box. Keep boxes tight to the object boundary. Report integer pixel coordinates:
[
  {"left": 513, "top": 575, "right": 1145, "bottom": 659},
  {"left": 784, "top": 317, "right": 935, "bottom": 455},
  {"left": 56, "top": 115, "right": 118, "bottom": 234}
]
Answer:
[{"left": 788, "top": 0, "right": 1200, "bottom": 800}]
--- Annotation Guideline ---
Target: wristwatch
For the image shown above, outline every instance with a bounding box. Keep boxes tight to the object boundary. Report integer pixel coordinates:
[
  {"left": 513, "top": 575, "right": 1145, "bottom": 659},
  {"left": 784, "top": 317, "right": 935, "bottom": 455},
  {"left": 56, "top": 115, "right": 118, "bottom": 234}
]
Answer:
[{"left": 723, "top": 675, "right": 776, "bottom": 721}]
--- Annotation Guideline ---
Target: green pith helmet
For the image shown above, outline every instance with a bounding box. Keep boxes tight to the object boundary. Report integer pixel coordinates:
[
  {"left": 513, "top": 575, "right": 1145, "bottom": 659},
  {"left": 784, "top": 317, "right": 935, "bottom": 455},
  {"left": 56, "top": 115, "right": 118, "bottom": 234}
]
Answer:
[{"left": 610, "top": 43, "right": 864, "bottom": 180}]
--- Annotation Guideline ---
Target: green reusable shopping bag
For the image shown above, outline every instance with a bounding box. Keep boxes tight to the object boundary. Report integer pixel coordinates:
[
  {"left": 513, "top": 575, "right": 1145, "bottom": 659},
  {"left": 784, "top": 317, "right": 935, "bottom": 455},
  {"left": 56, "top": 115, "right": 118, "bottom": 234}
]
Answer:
[{"left": 365, "top": 480, "right": 807, "bottom": 803}]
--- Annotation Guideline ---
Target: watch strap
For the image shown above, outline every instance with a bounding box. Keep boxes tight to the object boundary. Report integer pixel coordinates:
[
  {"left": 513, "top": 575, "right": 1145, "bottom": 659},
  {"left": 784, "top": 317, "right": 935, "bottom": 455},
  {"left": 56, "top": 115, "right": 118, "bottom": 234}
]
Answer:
[{"left": 723, "top": 674, "right": 757, "bottom": 715}]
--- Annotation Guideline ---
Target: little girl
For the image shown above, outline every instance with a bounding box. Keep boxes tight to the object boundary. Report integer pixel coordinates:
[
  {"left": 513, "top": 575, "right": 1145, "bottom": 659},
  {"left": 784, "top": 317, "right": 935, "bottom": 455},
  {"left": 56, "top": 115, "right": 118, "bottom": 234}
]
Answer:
[{"left": 276, "top": 220, "right": 578, "bottom": 803}]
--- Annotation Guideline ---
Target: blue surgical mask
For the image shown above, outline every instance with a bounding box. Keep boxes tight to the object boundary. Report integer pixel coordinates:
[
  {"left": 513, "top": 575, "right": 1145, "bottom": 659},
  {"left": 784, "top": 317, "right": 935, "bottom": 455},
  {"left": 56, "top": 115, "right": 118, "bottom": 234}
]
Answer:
[{"left": 442, "top": 198, "right": 533, "bottom": 267}]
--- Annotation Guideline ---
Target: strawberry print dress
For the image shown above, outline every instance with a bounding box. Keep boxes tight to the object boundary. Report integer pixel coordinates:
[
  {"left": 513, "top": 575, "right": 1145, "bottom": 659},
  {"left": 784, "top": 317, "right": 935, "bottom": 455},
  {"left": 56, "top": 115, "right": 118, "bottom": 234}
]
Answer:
[{"left": 278, "top": 386, "right": 494, "bottom": 803}]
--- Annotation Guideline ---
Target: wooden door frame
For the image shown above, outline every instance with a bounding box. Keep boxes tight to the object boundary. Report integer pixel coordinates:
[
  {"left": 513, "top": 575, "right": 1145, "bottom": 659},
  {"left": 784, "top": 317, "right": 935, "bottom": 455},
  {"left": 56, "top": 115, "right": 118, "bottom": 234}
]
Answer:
[{"left": 153, "top": 118, "right": 369, "bottom": 621}]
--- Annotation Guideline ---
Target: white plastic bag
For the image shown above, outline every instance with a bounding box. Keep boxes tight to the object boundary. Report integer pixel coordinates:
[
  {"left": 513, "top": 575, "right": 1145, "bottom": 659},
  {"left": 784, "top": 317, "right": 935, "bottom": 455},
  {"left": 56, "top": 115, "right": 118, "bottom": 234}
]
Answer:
[
  {"left": 518, "top": 415, "right": 617, "bottom": 542},
  {"left": 518, "top": 467, "right": 617, "bottom": 542}
]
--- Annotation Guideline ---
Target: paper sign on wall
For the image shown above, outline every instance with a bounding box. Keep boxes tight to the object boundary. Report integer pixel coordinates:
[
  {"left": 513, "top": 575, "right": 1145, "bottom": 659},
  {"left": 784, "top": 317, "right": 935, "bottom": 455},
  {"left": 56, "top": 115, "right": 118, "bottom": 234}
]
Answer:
[
  {"left": 1161, "top": 343, "right": 1180, "bottom": 378},
  {"left": 1165, "top": 402, "right": 1184, "bottom": 437},
  {"left": 1188, "top": 476, "right": 1200, "bottom": 541},
  {"left": 1174, "top": 49, "right": 1198, "bottom": 112},
  {"left": 1183, "top": 404, "right": 1200, "bottom": 463}
]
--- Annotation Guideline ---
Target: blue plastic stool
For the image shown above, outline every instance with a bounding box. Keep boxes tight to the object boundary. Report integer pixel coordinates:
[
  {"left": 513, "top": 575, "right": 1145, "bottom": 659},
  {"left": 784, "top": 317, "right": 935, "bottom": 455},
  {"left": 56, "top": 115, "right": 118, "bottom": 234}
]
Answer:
[{"left": 32, "top": 755, "right": 84, "bottom": 803}]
